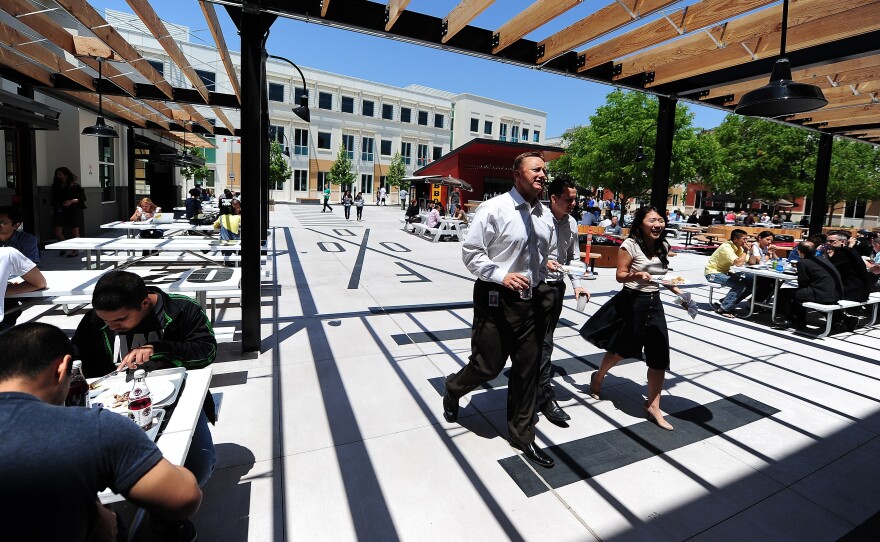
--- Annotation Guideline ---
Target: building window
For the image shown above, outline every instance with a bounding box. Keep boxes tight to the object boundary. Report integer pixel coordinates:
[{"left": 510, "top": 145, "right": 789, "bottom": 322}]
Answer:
[
  {"left": 379, "top": 176, "right": 387, "bottom": 190},
  {"left": 146, "top": 59, "right": 164, "bottom": 76},
  {"left": 694, "top": 190, "right": 708, "bottom": 209},
  {"left": 433, "top": 146, "right": 442, "bottom": 160},
  {"left": 318, "top": 92, "right": 332, "bottom": 110},
  {"left": 803, "top": 197, "right": 812, "bottom": 215},
  {"left": 268, "top": 125, "right": 285, "bottom": 144},
  {"left": 268, "top": 83, "right": 284, "bottom": 102},
  {"left": 361, "top": 137, "right": 374, "bottom": 162},
  {"left": 417, "top": 144, "right": 429, "bottom": 166},
  {"left": 382, "top": 104, "right": 394, "bottom": 120},
  {"left": 484, "top": 120, "right": 493, "bottom": 135},
  {"left": 341, "top": 96, "right": 354, "bottom": 113},
  {"left": 293, "top": 169, "right": 308, "bottom": 191},
  {"left": 98, "top": 138, "right": 115, "bottom": 203},
  {"left": 362, "top": 100, "right": 375, "bottom": 117},
  {"left": 294, "top": 87, "right": 307, "bottom": 105},
  {"left": 533, "top": 130, "right": 541, "bottom": 142},
  {"left": 317, "top": 171, "right": 328, "bottom": 192},
  {"left": 380, "top": 140, "right": 392, "bottom": 156},
  {"left": 401, "top": 142, "right": 412, "bottom": 165},
  {"left": 844, "top": 200, "right": 867, "bottom": 219},
  {"left": 194, "top": 69, "right": 215, "bottom": 91},
  {"left": 435, "top": 113, "right": 445, "bottom": 129},
  {"left": 360, "top": 174, "right": 373, "bottom": 194},
  {"left": 499, "top": 123, "right": 508, "bottom": 142},
  {"left": 317, "top": 131, "right": 331, "bottom": 150},
  {"left": 293, "top": 128, "right": 308, "bottom": 156},
  {"left": 511, "top": 125, "right": 520, "bottom": 143},
  {"left": 400, "top": 107, "right": 412, "bottom": 123},
  {"left": 417, "top": 111, "right": 428, "bottom": 126},
  {"left": 522, "top": 128, "right": 529, "bottom": 142},
  {"left": 204, "top": 170, "right": 215, "bottom": 188},
  {"left": 470, "top": 118, "right": 479, "bottom": 132},
  {"left": 342, "top": 134, "right": 355, "bottom": 159}
]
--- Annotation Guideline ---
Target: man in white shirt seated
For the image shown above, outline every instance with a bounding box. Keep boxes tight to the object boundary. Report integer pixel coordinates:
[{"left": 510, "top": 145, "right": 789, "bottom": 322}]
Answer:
[
  {"left": 425, "top": 201, "right": 441, "bottom": 228},
  {"left": 0, "top": 247, "right": 47, "bottom": 333}
]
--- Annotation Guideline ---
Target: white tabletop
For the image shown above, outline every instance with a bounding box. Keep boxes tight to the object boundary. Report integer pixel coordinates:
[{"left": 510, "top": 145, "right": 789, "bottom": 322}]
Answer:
[
  {"left": 8, "top": 267, "right": 241, "bottom": 298},
  {"left": 45, "top": 237, "right": 242, "bottom": 252},
  {"left": 98, "top": 366, "right": 214, "bottom": 504},
  {"left": 731, "top": 265, "right": 798, "bottom": 280},
  {"left": 101, "top": 220, "right": 215, "bottom": 232}
]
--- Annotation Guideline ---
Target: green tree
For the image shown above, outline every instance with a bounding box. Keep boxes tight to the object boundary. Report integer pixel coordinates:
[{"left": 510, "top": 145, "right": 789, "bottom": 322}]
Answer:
[
  {"left": 383, "top": 152, "right": 407, "bottom": 191},
  {"left": 328, "top": 144, "right": 355, "bottom": 191},
  {"left": 821, "top": 138, "right": 880, "bottom": 225},
  {"left": 549, "top": 90, "right": 700, "bottom": 205},
  {"left": 179, "top": 147, "right": 209, "bottom": 187},
  {"left": 269, "top": 140, "right": 292, "bottom": 190}
]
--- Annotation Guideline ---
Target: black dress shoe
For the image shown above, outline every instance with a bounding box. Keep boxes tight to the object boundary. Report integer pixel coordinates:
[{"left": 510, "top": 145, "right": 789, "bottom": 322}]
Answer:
[
  {"left": 443, "top": 377, "right": 459, "bottom": 423},
  {"left": 509, "top": 438, "right": 554, "bottom": 468},
  {"left": 541, "top": 400, "right": 571, "bottom": 423}
]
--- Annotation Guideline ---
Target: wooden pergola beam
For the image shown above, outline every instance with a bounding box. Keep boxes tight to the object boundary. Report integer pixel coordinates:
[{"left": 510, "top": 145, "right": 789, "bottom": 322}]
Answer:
[
  {"left": 0, "top": 20, "right": 94, "bottom": 90},
  {"left": 321, "top": 0, "right": 332, "bottom": 17},
  {"left": 492, "top": 0, "right": 582, "bottom": 54},
  {"left": 54, "top": 0, "right": 175, "bottom": 99},
  {"left": 579, "top": 0, "right": 774, "bottom": 73},
  {"left": 103, "top": 94, "right": 171, "bottom": 128},
  {"left": 536, "top": 0, "right": 678, "bottom": 64},
  {"left": 0, "top": 45, "right": 54, "bottom": 86},
  {"left": 442, "top": 0, "right": 495, "bottom": 44},
  {"left": 211, "top": 106, "right": 236, "bottom": 134},
  {"left": 789, "top": 104, "right": 880, "bottom": 123},
  {"left": 385, "top": 0, "right": 412, "bottom": 31},
  {"left": 199, "top": 0, "right": 241, "bottom": 104},
  {"left": 180, "top": 104, "right": 215, "bottom": 134},
  {"left": 66, "top": 90, "right": 147, "bottom": 127},
  {"left": 126, "top": 0, "right": 210, "bottom": 103},
  {"left": 647, "top": 1, "right": 880, "bottom": 87}
]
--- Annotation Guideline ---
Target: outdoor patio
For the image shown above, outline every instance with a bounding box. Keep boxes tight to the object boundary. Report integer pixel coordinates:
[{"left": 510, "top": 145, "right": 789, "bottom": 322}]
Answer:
[{"left": 27, "top": 203, "right": 880, "bottom": 541}]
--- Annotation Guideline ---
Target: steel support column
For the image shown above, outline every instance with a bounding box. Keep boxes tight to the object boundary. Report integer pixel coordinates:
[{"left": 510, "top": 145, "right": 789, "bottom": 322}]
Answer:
[
  {"left": 15, "top": 86, "right": 39, "bottom": 236},
  {"left": 809, "top": 132, "right": 833, "bottom": 235},
  {"left": 261, "top": 50, "right": 270, "bottom": 241},
  {"left": 650, "top": 96, "right": 676, "bottom": 214},
  {"left": 234, "top": 5, "right": 275, "bottom": 352}
]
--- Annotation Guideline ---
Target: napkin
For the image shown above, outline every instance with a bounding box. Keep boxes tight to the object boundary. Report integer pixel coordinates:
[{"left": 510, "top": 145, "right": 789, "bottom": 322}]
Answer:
[{"left": 675, "top": 292, "right": 699, "bottom": 319}]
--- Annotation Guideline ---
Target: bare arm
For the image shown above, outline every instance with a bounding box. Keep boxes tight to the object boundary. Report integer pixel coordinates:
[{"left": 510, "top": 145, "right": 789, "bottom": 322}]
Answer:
[
  {"left": 124, "top": 458, "right": 202, "bottom": 519},
  {"left": 615, "top": 249, "right": 652, "bottom": 284},
  {"left": 6, "top": 267, "right": 46, "bottom": 295}
]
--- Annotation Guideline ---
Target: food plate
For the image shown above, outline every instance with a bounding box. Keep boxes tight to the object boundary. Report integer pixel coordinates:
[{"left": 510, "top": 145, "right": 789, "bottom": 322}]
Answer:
[
  {"left": 93, "top": 379, "right": 176, "bottom": 413},
  {"left": 655, "top": 274, "right": 689, "bottom": 285}
]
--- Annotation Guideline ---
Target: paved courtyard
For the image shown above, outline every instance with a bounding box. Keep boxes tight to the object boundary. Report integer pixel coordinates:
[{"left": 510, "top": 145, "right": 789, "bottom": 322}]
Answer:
[{"left": 31, "top": 203, "right": 880, "bottom": 541}]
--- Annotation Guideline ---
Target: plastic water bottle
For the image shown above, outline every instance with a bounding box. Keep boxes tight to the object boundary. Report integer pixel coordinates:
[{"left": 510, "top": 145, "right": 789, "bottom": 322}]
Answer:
[
  {"left": 776, "top": 258, "right": 785, "bottom": 273},
  {"left": 128, "top": 369, "right": 153, "bottom": 429}
]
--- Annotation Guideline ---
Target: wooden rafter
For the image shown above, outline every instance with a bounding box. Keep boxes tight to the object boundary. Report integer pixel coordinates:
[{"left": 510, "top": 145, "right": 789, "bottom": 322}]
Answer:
[
  {"left": 385, "top": 0, "right": 411, "bottom": 31},
  {"left": 199, "top": 0, "right": 241, "bottom": 103},
  {"left": 211, "top": 106, "right": 235, "bottom": 133},
  {"left": 536, "top": 0, "right": 678, "bottom": 64},
  {"left": 179, "top": 104, "right": 215, "bottom": 134},
  {"left": 4, "top": 0, "right": 138, "bottom": 96},
  {"left": 493, "top": 0, "right": 582, "bottom": 54},
  {"left": 66, "top": 90, "right": 147, "bottom": 127},
  {"left": 789, "top": 104, "right": 880, "bottom": 123},
  {"left": 579, "top": 0, "right": 776, "bottom": 73},
  {"left": 646, "top": 1, "right": 880, "bottom": 87},
  {"left": 0, "top": 20, "right": 94, "bottom": 90},
  {"left": 442, "top": 0, "right": 495, "bottom": 43},
  {"left": 54, "top": 0, "right": 174, "bottom": 99},
  {"left": 103, "top": 94, "right": 170, "bottom": 128},
  {"left": 0, "top": 45, "right": 53, "bottom": 86},
  {"left": 322, "top": 0, "right": 332, "bottom": 17},
  {"left": 125, "top": 0, "right": 210, "bottom": 103},
  {"left": 166, "top": 130, "right": 215, "bottom": 148}
]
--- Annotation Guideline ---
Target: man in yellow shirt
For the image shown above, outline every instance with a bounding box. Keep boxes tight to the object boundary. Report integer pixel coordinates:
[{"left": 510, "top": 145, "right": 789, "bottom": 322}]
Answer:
[{"left": 704, "top": 229, "right": 752, "bottom": 318}]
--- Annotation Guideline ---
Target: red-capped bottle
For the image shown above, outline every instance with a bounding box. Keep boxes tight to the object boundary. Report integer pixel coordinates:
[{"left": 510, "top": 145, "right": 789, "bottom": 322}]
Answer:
[
  {"left": 128, "top": 369, "right": 153, "bottom": 429},
  {"left": 65, "top": 360, "right": 89, "bottom": 407}
]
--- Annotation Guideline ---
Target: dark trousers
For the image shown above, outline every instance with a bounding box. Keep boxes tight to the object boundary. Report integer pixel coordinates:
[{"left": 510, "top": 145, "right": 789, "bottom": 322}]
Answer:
[
  {"left": 344, "top": 205, "right": 351, "bottom": 219},
  {"left": 322, "top": 198, "right": 332, "bottom": 212},
  {"left": 446, "top": 280, "right": 544, "bottom": 442},
  {"left": 538, "top": 281, "right": 566, "bottom": 407},
  {"left": 356, "top": 207, "right": 363, "bottom": 220}
]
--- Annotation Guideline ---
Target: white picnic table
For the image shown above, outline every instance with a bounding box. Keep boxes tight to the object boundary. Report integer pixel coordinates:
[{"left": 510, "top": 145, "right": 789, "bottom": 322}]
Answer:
[
  {"left": 731, "top": 265, "right": 798, "bottom": 322},
  {"left": 101, "top": 220, "right": 216, "bottom": 238},
  {"left": 44, "top": 237, "right": 244, "bottom": 268}
]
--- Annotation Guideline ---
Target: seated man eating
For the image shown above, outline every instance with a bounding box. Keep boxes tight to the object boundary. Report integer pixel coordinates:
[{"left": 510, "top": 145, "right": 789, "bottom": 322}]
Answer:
[
  {"left": 72, "top": 270, "right": 217, "bottom": 529},
  {"left": 0, "top": 323, "right": 202, "bottom": 541},
  {"left": 704, "top": 229, "right": 753, "bottom": 318}
]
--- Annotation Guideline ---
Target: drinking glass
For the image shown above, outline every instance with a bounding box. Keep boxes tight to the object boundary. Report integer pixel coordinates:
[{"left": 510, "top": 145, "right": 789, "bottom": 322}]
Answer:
[{"left": 519, "top": 269, "right": 532, "bottom": 300}]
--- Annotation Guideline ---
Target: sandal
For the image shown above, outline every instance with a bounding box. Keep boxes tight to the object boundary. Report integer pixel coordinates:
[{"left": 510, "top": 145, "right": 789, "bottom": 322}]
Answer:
[{"left": 715, "top": 308, "right": 736, "bottom": 319}]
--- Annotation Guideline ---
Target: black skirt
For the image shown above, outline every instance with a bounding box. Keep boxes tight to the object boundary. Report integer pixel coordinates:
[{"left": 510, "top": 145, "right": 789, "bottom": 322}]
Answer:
[{"left": 580, "top": 287, "right": 670, "bottom": 370}]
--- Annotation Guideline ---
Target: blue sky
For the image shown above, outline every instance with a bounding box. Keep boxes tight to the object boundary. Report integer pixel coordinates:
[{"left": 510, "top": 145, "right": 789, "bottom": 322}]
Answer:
[{"left": 90, "top": 0, "right": 730, "bottom": 137}]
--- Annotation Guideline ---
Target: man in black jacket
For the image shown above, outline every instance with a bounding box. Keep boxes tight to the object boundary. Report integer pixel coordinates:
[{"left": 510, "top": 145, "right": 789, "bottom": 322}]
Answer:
[
  {"left": 826, "top": 231, "right": 872, "bottom": 302},
  {"left": 72, "top": 270, "right": 216, "bottom": 540},
  {"left": 777, "top": 241, "right": 845, "bottom": 330}
]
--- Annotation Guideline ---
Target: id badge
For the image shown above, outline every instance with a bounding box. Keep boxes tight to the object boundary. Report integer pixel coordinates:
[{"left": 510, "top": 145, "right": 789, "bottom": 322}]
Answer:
[{"left": 488, "top": 290, "right": 500, "bottom": 308}]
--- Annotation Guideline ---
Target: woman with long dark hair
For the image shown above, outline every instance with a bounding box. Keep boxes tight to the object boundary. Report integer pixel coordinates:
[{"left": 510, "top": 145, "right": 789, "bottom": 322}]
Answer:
[
  {"left": 51, "top": 167, "right": 86, "bottom": 257},
  {"left": 580, "top": 206, "right": 687, "bottom": 431}
]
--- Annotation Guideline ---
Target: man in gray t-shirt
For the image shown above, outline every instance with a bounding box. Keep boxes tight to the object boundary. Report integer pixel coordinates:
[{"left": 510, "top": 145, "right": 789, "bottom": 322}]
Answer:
[{"left": 0, "top": 323, "right": 201, "bottom": 541}]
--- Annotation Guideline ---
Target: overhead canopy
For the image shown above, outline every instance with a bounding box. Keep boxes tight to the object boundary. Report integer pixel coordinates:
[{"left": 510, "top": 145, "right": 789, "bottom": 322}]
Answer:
[
  {"left": 263, "top": 0, "right": 880, "bottom": 146},
  {"left": 403, "top": 175, "right": 474, "bottom": 191}
]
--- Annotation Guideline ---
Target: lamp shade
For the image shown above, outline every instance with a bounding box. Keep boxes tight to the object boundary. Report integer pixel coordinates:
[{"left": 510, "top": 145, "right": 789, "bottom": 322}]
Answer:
[
  {"left": 81, "top": 116, "right": 119, "bottom": 138},
  {"left": 292, "top": 94, "right": 310, "bottom": 123},
  {"left": 634, "top": 145, "right": 645, "bottom": 162},
  {"left": 735, "top": 58, "right": 827, "bottom": 117}
]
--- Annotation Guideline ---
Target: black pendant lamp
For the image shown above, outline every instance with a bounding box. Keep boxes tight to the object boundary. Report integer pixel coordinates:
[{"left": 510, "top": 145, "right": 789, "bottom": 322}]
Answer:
[
  {"left": 735, "top": 0, "right": 827, "bottom": 117},
  {"left": 81, "top": 58, "right": 119, "bottom": 138}
]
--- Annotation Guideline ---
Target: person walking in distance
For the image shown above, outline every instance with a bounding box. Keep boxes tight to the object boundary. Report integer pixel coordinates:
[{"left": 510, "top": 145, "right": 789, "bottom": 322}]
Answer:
[
  {"left": 443, "top": 151, "right": 555, "bottom": 468},
  {"left": 342, "top": 190, "right": 353, "bottom": 220},
  {"left": 378, "top": 185, "right": 387, "bottom": 206},
  {"left": 355, "top": 192, "right": 365, "bottom": 221},
  {"left": 537, "top": 175, "right": 590, "bottom": 424},
  {"left": 50, "top": 167, "right": 86, "bottom": 258},
  {"left": 322, "top": 186, "right": 332, "bottom": 213}
]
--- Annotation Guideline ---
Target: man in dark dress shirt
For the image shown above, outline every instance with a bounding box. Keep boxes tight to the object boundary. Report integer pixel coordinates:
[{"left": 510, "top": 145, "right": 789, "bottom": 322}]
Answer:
[
  {"left": 826, "top": 231, "right": 871, "bottom": 302},
  {"left": 777, "top": 241, "right": 844, "bottom": 330}
]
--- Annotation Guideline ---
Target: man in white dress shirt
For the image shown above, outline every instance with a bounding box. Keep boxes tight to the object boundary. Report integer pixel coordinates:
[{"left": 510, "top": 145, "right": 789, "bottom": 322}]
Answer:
[
  {"left": 443, "top": 151, "right": 556, "bottom": 468},
  {"left": 537, "top": 175, "right": 590, "bottom": 423}
]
